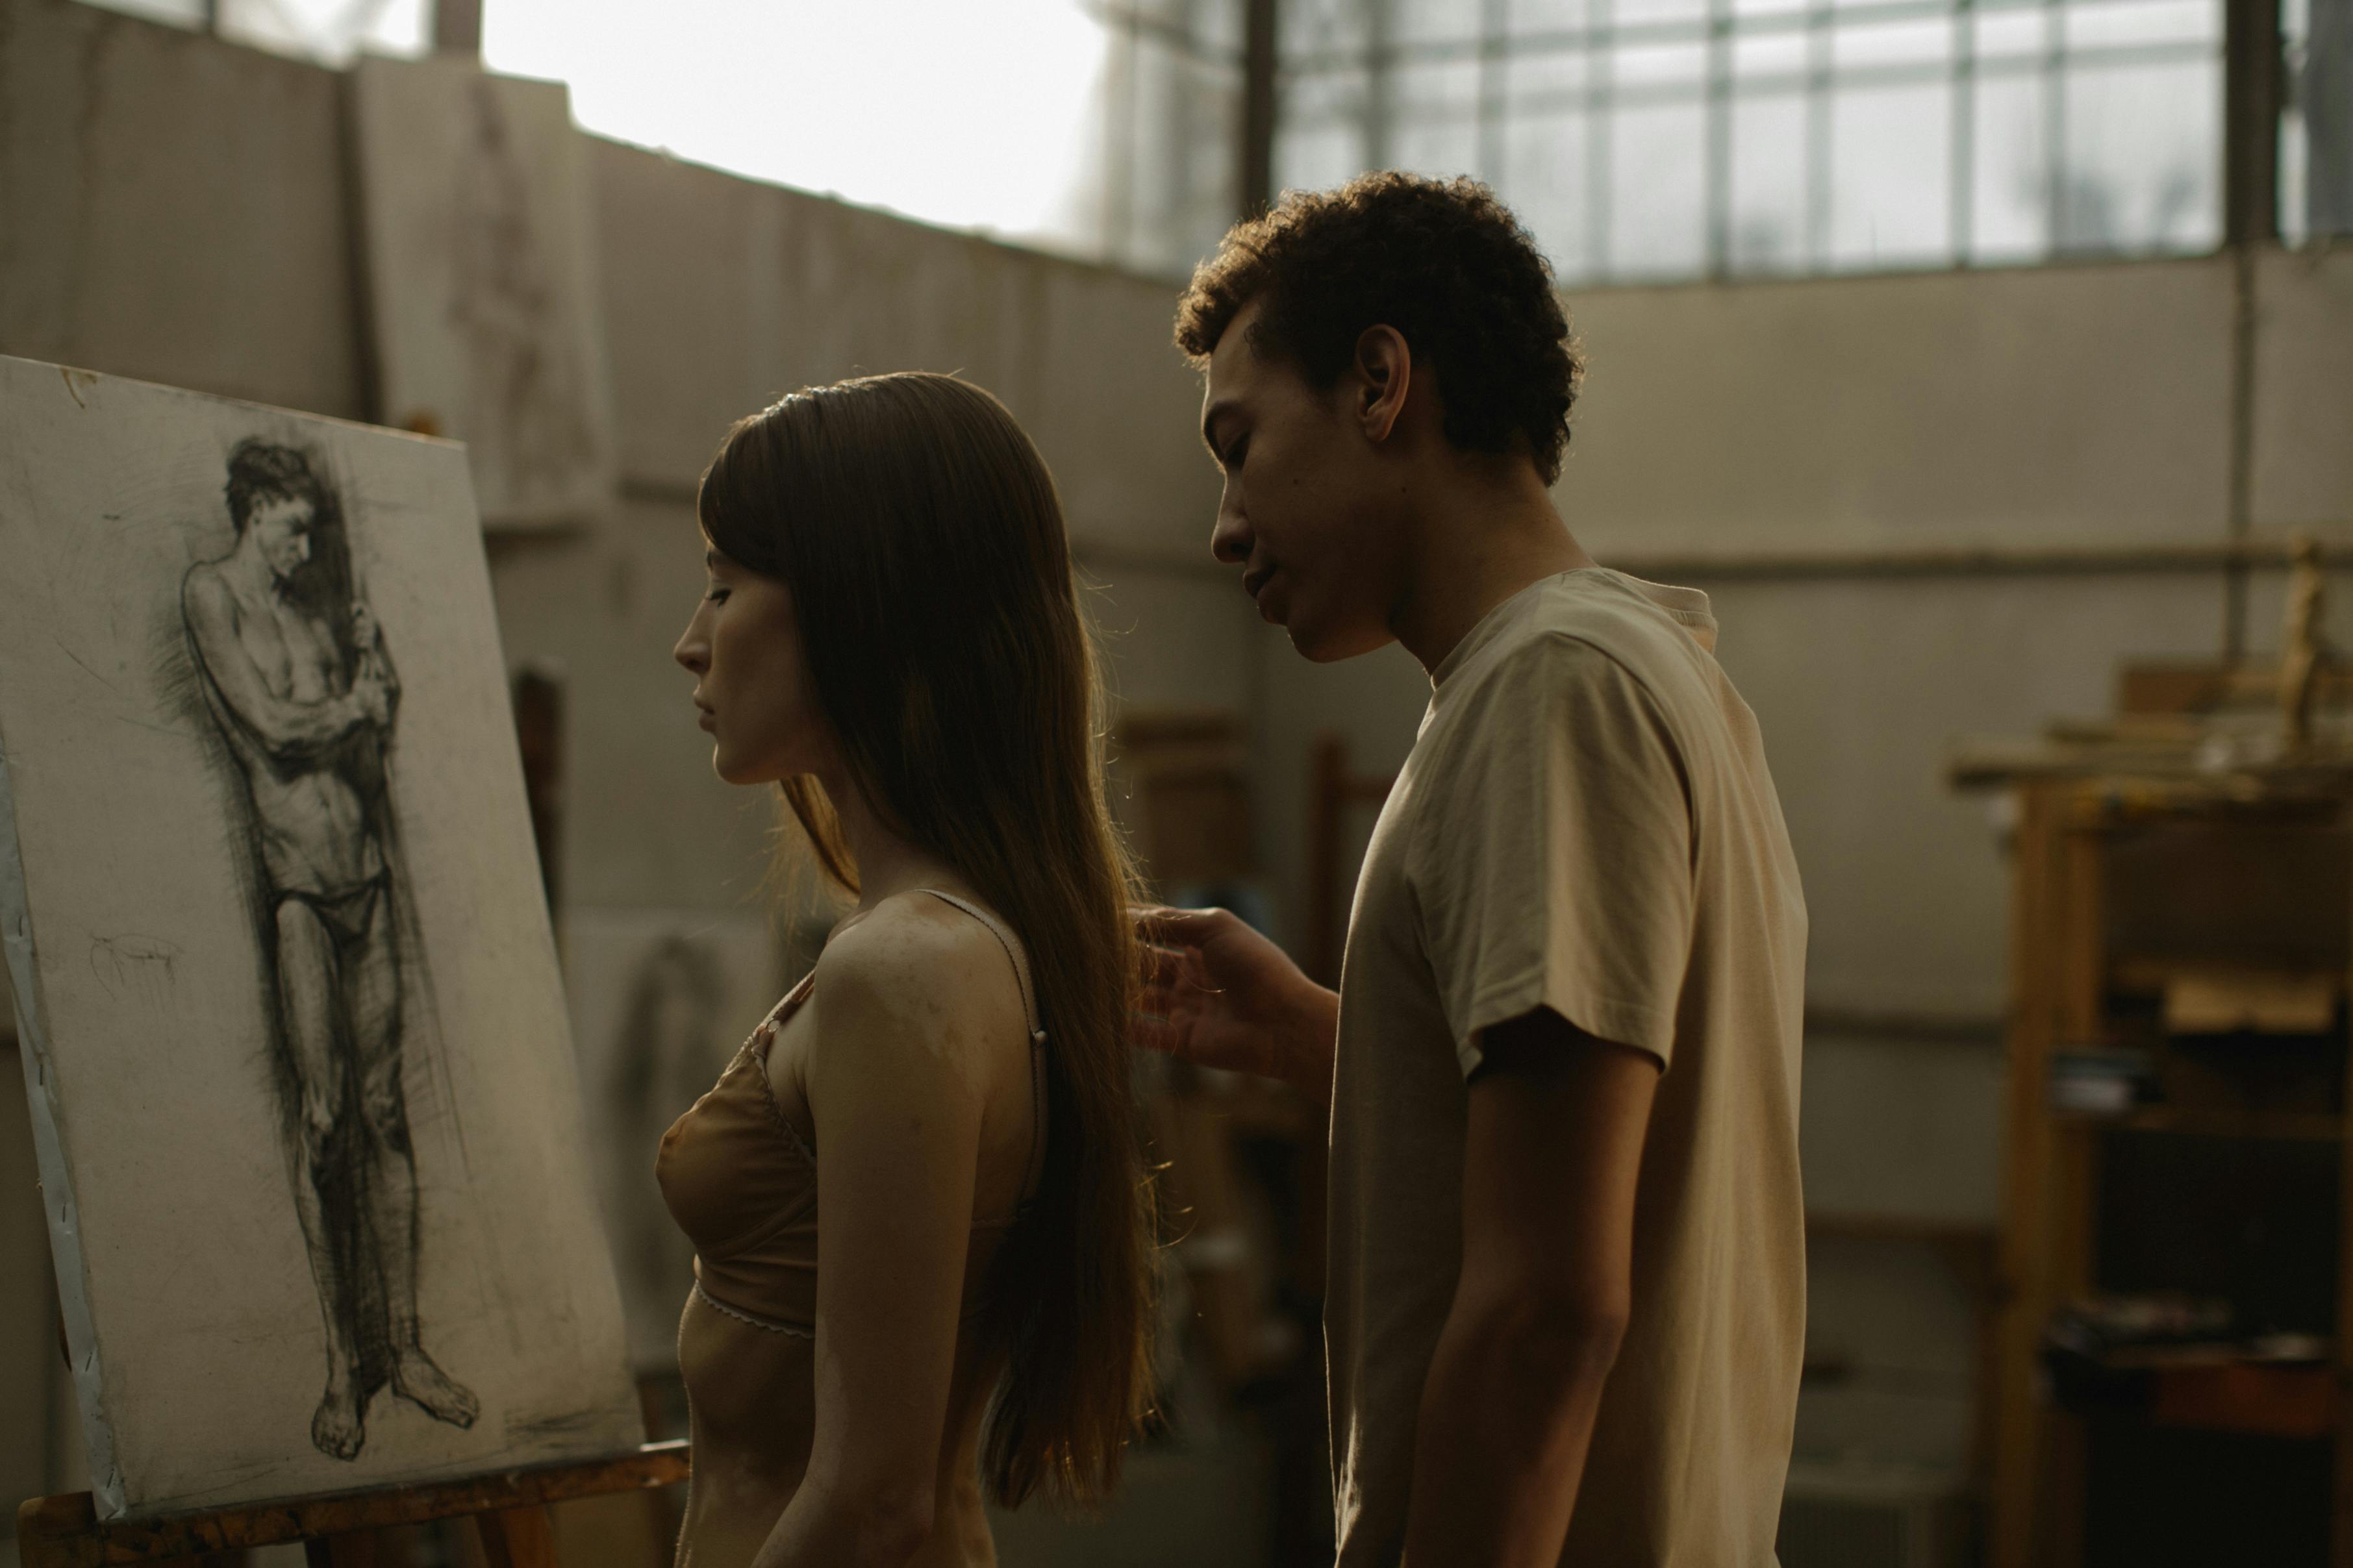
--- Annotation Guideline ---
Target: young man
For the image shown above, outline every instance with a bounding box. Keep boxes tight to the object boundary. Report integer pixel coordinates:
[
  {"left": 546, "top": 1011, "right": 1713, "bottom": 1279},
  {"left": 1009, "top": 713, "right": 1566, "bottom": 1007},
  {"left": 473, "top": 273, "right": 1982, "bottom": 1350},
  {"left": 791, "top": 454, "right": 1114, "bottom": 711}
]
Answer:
[{"left": 1138, "top": 175, "right": 1807, "bottom": 1565}]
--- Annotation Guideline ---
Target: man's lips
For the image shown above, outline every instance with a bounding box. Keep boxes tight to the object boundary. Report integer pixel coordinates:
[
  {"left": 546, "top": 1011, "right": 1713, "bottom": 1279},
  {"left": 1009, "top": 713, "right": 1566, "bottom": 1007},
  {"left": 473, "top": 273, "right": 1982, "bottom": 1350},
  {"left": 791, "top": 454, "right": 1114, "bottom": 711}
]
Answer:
[
  {"left": 1242, "top": 566, "right": 1277, "bottom": 600},
  {"left": 695, "top": 702, "right": 716, "bottom": 732}
]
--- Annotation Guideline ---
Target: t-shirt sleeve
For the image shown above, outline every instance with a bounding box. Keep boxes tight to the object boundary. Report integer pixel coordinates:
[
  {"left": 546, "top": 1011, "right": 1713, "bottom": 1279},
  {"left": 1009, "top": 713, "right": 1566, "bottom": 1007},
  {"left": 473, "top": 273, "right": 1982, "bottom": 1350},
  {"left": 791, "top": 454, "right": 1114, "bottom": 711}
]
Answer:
[{"left": 1407, "top": 634, "right": 1694, "bottom": 1077}]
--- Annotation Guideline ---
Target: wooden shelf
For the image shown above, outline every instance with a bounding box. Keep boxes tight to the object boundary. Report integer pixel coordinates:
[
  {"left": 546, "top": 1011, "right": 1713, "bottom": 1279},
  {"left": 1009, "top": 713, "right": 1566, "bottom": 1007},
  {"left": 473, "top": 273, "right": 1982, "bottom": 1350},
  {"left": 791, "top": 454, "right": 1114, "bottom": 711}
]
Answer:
[
  {"left": 2145, "top": 1360, "right": 2341, "bottom": 1440},
  {"left": 1980, "top": 766, "right": 2353, "bottom": 1567},
  {"left": 2055, "top": 1107, "right": 2347, "bottom": 1141},
  {"left": 2111, "top": 956, "right": 2347, "bottom": 997}
]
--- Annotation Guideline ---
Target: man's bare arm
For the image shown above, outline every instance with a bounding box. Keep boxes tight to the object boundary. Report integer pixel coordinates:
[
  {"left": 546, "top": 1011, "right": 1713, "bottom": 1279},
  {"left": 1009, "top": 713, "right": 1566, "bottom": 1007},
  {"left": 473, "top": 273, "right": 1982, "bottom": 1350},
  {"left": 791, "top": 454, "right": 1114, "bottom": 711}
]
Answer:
[
  {"left": 351, "top": 602, "right": 399, "bottom": 704},
  {"left": 1133, "top": 906, "right": 1338, "bottom": 1104},
  {"left": 1400, "top": 1007, "right": 1659, "bottom": 1567},
  {"left": 182, "top": 573, "right": 379, "bottom": 759}
]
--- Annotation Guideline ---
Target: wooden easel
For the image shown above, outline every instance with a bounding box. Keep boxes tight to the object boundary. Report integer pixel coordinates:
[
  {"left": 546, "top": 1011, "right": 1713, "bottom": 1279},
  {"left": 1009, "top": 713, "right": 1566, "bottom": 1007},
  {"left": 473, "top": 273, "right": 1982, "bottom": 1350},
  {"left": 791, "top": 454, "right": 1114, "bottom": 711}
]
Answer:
[{"left": 15, "top": 1443, "right": 688, "bottom": 1568}]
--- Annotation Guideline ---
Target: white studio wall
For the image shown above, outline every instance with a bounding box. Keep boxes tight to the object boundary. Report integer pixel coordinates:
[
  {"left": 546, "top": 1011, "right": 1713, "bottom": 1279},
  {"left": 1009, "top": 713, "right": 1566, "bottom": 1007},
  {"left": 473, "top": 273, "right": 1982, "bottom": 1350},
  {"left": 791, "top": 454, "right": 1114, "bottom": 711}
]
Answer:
[{"left": 0, "top": 357, "right": 640, "bottom": 1517}]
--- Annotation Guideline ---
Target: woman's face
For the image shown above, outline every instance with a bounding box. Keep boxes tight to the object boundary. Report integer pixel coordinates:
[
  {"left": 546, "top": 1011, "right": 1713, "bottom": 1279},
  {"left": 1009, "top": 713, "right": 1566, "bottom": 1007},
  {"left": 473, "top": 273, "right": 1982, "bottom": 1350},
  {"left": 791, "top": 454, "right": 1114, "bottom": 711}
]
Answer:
[{"left": 672, "top": 541, "right": 835, "bottom": 786}]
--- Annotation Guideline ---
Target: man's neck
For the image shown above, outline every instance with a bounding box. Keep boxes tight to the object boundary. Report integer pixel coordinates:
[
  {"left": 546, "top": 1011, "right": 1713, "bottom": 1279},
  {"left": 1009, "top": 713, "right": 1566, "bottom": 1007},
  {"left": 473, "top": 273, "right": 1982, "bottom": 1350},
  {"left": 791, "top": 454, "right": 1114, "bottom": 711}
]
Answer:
[
  {"left": 230, "top": 539, "right": 284, "bottom": 600},
  {"left": 1389, "top": 466, "right": 1594, "bottom": 679}
]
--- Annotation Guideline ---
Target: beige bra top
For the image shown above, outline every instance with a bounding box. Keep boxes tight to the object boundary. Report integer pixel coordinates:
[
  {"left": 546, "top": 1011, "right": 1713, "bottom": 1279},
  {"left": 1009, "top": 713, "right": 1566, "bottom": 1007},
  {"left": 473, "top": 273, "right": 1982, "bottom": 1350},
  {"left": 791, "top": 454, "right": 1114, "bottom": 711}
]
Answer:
[{"left": 654, "top": 890, "right": 1045, "bottom": 1338}]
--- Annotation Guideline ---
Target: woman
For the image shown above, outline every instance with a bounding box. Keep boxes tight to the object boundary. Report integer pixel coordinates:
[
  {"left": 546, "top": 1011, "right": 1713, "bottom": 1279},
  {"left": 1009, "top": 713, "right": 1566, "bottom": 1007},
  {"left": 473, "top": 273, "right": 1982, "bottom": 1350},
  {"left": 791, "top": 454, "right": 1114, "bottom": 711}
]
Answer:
[{"left": 660, "top": 373, "right": 1154, "bottom": 1568}]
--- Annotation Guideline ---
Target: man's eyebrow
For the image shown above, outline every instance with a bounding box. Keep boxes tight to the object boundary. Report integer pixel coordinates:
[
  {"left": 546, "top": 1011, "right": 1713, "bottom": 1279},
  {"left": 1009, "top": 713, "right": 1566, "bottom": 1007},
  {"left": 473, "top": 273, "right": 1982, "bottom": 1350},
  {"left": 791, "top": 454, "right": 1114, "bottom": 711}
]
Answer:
[{"left": 703, "top": 549, "right": 723, "bottom": 571}]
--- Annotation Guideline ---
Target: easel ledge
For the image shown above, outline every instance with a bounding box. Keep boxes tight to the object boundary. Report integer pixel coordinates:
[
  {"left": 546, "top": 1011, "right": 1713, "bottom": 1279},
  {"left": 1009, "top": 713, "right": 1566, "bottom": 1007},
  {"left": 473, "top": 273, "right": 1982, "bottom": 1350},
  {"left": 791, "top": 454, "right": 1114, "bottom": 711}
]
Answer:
[{"left": 15, "top": 1442, "right": 689, "bottom": 1568}]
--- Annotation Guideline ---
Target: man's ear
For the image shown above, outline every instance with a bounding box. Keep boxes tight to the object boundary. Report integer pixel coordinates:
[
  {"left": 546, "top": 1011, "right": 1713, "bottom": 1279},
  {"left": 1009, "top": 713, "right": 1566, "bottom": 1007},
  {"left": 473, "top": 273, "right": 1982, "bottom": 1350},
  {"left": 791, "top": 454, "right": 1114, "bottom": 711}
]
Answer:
[{"left": 1353, "top": 325, "right": 1412, "bottom": 445}]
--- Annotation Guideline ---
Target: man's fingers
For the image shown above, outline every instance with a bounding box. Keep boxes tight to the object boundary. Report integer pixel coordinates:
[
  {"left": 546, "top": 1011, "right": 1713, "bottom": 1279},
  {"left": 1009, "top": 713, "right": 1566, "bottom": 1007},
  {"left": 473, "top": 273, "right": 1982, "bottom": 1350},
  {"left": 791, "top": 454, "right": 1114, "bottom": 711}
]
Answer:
[
  {"left": 1137, "top": 971, "right": 1205, "bottom": 1022},
  {"left": 1132, "top": 904, "right": 1228, "bottom": 951},
  {"left": 1129, "top": 1010, "right": 1185, "bottom": 1056},
  {"left": 1139, "top": 939, "right": 1199, "bottom": 990}
]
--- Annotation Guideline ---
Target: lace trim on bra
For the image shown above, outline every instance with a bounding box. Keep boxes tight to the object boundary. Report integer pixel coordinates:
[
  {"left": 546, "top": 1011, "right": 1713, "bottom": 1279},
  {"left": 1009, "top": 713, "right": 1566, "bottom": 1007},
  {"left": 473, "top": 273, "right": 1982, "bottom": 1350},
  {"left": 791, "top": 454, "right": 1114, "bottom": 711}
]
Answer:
[
  {"left": 744, "top": 974, "right": 820, "bottom": 1167},
  {"left": 742, "top": 892, "right": 1044, "bottom": 1215},
  {"left": 693, "top": 1278, "right": 814, "bottom": 1339}
]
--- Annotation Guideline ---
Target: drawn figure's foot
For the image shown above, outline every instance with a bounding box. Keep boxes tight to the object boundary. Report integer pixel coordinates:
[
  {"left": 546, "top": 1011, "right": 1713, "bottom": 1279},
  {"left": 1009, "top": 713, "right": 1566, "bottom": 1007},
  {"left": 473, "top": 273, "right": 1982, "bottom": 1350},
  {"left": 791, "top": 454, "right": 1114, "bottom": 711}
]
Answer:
[
  {"left": 311, "top": 1382, "right": 366, "bottom": 1461},
  {"left": 392, "top": 1349, "right": 479, "bottom": 1428}
]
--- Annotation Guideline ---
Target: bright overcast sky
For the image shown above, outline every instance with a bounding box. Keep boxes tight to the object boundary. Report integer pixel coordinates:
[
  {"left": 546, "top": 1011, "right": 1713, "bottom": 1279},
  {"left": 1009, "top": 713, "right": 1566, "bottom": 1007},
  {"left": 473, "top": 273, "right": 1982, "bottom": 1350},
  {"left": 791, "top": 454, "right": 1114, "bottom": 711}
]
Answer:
[{"left": 480, "top": 0, "right": 1110, "bottom": 247}]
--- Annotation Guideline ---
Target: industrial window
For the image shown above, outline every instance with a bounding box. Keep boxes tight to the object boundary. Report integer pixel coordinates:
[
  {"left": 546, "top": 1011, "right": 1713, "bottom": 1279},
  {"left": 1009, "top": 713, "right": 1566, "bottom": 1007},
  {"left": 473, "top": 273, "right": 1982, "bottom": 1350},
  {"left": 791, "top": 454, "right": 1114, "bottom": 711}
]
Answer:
[
  {"left": 1271, "top": 0, "right": 2228, "bottom": 283},
  {"left": 1087, "top": 1, "right": 1252, "bottom": 277},
  {"left": 2284, "top": 0, "right": 2353, "bottom": 239},
  {"left": 62, "top": 0, "right": 2344, "bottom": 281}
]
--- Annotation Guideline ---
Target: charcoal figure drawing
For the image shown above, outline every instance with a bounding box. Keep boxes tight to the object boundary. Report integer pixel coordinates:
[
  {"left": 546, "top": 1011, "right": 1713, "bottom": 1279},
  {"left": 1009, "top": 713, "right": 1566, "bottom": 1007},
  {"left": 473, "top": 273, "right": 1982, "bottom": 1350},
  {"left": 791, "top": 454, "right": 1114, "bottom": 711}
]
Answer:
[{"left": 179, "top": 439, "right": 479, "bottom": 1461}]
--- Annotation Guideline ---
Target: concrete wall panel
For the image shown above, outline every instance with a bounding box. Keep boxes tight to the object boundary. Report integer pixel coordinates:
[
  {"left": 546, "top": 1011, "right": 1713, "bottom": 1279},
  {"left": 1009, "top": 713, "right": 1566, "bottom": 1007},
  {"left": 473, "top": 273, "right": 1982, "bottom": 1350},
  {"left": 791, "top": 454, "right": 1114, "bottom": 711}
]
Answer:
[
  {"left": 1563, "top": 260, "right": 2235, "bottom": 555},
  {"left": 0, "top": 0, "right": 362, "bottom": 416},
  {"left": 593, "top": 145, "right": 1041, "bottom": 486},
  {"left": 589, "top": 145, "right": 778, "bottom": 485},
  {"left": 1029, "top": 264, "right": 1218, "bottom": 555},
  {"left": 1088, "top": 571, "right": 1258, "bottom": 716},
  {"left": 2254, "top": 247, "right": 2353, "bottom": 531},
  {"left": 590, "top": 137, "right": 1216, "bottom": 564}
]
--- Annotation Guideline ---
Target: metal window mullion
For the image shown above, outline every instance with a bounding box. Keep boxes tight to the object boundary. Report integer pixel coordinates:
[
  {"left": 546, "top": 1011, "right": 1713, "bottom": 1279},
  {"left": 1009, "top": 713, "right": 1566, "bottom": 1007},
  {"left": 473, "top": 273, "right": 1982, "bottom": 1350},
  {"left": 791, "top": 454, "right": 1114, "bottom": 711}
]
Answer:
[
  {"left": 1479, "top": 0, "right": 1509, "bottom": 182},
  {"left": 1807, "top": 0, "right": 1833, "bottom": 264},
  {"left": 1707, "top": 0, "right": 1735, "bottom": 274},
  {"left": 2043, "top": 0, "right": 2068, "bottom": 251},
  {"left": 1592, "top": 0, "right": 1618, "bottom": 275},
  {"left": 1953, "top": 0, "right": 1976, "bottom": 260},
  {"left": 1279, "top": 0, "right": 2191, "bottom": 71},
  {"left": 1276, "top": 37, "right": 2215, "bottom": 125},
  {"left": 1368, "top": 0, "right": 1396, "bottom": 170}
]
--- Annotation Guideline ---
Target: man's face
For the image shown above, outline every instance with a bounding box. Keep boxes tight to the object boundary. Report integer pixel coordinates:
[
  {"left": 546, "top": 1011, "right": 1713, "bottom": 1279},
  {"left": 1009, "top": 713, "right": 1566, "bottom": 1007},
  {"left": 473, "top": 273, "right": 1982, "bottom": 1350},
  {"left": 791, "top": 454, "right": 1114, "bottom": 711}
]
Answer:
[
  {"left": 247, "top": 493, "right": 316, "bottom": 584},
  {"left": 1200, "top": 299, "right": 1406, "bottom": 663}
]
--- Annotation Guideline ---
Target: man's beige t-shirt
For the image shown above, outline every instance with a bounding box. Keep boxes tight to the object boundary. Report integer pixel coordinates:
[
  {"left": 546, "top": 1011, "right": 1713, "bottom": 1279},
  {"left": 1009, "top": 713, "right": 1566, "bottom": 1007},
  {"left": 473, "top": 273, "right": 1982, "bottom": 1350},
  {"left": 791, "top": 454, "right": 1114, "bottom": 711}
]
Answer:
[{"left": 1326, "top": 569, "right": 1807, "bottom": 1567}]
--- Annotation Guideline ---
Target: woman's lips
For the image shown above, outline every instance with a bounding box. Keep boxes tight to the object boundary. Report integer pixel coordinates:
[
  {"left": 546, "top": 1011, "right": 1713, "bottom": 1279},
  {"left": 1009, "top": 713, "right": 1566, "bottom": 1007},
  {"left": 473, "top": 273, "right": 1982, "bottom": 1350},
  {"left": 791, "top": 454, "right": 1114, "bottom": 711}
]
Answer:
[{"left": 697, "top": 708, "right": 716, "bottom": 732}]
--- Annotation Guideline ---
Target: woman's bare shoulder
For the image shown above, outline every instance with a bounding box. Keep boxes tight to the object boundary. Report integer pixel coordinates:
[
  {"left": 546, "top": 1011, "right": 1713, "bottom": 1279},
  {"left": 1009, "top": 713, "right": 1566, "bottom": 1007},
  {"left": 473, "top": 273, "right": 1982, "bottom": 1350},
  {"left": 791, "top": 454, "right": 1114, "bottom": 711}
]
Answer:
[{"left": 809, "top": 893, "right": 1025, "bottom": 1054}]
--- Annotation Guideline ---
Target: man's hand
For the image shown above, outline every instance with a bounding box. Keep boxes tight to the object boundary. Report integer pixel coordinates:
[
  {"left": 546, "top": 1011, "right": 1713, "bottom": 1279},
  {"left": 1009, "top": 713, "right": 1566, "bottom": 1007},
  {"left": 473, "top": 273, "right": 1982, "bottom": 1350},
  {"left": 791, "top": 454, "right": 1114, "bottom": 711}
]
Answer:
[
  {"left": 351, "top": 667, "right": 394, "bottom": 728},
  {"left": 1132, "top": 906, "right": 1339, "bottom": 1104}
]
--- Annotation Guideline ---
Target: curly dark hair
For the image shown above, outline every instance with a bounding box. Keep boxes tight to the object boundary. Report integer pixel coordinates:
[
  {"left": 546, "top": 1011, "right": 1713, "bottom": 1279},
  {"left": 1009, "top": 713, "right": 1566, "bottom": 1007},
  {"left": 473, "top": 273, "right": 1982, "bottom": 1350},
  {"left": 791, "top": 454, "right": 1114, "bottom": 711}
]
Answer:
[
  {"left": 223, "top": 439, "right": 325, "bottom": 534},
  {"left": 1174, "top": 173, "right": 1583, "bottom": 485}
]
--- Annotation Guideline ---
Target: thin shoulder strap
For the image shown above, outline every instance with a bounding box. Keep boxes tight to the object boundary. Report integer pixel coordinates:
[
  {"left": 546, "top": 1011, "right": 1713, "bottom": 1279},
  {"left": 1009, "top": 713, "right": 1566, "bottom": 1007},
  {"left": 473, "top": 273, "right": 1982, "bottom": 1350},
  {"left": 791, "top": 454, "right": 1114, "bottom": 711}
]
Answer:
[
  {"left": 915, "top": 888, "right": 1044, "bottom": 1042},
  {"left": 915, "top": 888, "right": 1048, "bottom": 1205}
]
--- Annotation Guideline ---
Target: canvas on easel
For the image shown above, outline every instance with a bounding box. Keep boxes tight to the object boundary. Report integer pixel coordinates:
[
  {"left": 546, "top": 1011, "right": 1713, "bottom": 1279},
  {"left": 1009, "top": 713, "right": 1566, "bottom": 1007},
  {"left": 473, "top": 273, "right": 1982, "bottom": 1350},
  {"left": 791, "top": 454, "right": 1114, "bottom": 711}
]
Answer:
[
  {"left": 350, "top": 57, "right": 618, "bottom": 531},
  {"left": 0, "top": 355, "right": 642, "bottom": 1519}
]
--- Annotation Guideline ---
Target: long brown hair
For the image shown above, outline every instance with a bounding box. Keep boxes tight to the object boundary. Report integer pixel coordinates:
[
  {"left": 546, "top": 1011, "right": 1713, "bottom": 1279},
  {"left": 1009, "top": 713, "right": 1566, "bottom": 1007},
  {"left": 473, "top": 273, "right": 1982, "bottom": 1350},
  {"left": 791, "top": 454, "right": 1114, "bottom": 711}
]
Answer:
[{"left": 696, "top": 372, "right": 1153, "bottom": 1507}]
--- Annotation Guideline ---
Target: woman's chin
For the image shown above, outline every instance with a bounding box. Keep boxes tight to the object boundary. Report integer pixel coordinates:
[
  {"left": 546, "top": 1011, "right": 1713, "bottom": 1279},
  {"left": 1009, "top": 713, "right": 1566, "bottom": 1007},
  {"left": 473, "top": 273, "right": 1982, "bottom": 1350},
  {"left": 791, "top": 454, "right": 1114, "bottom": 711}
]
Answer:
[{"left": 712, "top": 749, "right": 788, "bottom": 788}]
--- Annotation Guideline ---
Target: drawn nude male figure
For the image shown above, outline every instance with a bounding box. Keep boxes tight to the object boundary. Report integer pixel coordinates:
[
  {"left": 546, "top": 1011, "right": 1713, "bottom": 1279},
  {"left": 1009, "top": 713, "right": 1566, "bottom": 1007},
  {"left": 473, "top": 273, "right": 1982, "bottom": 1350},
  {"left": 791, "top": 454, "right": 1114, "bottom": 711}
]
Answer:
[{"left": 181, "top": 440, "right": 477, "bottom": 1460}]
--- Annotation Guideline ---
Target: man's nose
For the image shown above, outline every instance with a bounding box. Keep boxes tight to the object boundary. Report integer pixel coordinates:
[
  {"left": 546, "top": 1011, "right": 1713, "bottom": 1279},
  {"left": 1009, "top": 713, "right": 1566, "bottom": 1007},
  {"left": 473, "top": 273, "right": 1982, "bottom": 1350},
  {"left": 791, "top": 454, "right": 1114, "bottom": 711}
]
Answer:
[{"left": 1210, "top": 502, "right": 1250, "bottom": 566}]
